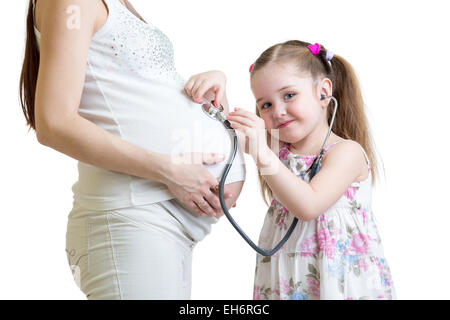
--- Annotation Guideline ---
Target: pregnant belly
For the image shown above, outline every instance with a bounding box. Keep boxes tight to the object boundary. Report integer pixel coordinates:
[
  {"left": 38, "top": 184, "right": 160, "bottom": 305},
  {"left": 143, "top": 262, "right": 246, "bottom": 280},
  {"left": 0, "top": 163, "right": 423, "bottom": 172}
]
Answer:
[{"left": 121, "top": 85, "right": 245, "bottom": 181}]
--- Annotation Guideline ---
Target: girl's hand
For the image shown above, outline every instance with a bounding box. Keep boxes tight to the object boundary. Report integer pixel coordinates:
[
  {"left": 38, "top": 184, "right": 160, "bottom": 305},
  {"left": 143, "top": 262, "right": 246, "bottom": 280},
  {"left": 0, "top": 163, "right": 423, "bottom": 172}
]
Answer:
[
  {"left": 184, "top": 70, "right": 226, "bottom": 108},
  {"left": 164, "top": 152, "right": 234, "bottom": 218},
  {"left": 226, "top": 108, "right": 270, "bottom": 165}
]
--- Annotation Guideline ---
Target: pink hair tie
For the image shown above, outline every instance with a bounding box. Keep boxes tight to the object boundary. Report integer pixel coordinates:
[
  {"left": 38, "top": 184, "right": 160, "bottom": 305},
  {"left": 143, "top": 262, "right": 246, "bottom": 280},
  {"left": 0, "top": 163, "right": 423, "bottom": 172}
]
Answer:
[
  {"left": 307, "top": 43, "right": 321, "bottom": 55},
  {"left": 249, "top": 63, "right": 254, "bottom": 73}
]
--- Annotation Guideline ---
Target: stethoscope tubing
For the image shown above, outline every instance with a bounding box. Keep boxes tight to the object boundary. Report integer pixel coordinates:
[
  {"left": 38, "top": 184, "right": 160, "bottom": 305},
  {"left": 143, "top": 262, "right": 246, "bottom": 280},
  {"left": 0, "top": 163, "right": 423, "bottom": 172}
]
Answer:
[
  {"left": 219, "top": 120, "right": 299, "bottom": 256},
  {"left": 203, "top": 96, "right": 338, "bottom": 257}
]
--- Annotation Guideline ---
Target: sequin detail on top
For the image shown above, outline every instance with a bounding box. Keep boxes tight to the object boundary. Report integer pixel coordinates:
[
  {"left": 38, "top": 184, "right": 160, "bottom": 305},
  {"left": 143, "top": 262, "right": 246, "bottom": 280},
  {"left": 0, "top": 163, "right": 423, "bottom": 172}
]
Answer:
[{"left": 107, "top": 0, "right": 185, "bottom": 86}]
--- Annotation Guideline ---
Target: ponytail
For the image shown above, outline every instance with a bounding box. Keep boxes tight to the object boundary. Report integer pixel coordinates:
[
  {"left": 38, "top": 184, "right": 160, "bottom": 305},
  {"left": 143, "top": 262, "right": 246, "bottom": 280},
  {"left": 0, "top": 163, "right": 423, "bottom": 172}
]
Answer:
[{"left": 328, "top": 54, "right": 383, "bottom": 189}]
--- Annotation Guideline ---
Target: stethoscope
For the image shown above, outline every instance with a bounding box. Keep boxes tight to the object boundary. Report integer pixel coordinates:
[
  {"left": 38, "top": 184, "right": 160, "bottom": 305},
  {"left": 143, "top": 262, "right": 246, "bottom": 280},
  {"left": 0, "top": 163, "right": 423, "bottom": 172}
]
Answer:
[{"left": 201, "top": 94, "right": 338, "bottom": 256}]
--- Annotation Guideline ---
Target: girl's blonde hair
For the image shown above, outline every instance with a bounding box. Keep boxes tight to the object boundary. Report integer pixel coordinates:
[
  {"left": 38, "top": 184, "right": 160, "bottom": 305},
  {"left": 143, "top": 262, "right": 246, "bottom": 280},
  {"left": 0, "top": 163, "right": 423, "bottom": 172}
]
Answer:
[{"left": 250, "top": 40, "right": 384, "bottom": 206}]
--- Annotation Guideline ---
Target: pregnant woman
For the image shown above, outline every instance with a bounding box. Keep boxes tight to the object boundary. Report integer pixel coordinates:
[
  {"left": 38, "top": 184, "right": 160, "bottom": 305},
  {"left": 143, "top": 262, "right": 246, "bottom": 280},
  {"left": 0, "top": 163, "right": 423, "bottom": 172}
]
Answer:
[{"left": 19, "top": 0, "right": 245, "bottom": 299}]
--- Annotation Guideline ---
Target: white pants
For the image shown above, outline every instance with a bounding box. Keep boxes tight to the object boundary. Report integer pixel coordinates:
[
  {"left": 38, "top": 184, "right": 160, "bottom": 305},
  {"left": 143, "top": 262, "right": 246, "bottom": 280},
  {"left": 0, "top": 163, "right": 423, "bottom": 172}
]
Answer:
[{"left": 65, "top": 200, "right": 198, "bottom": 299}]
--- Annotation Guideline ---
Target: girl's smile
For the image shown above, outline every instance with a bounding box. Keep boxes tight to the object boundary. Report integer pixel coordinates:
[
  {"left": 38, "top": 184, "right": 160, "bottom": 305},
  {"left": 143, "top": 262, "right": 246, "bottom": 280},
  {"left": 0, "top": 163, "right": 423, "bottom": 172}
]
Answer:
[{"left": 278, "top": 120, "right": 295, "bottom": 128}]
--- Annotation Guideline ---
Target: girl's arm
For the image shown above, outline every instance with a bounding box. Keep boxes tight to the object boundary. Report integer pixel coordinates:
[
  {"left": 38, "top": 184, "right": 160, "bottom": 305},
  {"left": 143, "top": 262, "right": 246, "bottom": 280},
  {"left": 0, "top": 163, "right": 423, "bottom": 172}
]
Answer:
[
  {"left": 258, "top": 140, "right": 366, "bottom": 221},
  {"left": 184, "top": 70, "right": 230, "bottom": 114},
  {"left": 226, "top": 108, "right": 366, "bottom": 221}
]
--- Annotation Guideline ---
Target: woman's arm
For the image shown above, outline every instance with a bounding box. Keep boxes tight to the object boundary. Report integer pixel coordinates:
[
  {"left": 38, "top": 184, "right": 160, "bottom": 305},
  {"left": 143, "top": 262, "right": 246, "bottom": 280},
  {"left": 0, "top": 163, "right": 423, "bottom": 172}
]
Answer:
[
  {"left": 34, "top": 0, "right": 233, "bottom": 217},
  {"left": 35, "top": 0, "right": 171, "bottom": 181}
]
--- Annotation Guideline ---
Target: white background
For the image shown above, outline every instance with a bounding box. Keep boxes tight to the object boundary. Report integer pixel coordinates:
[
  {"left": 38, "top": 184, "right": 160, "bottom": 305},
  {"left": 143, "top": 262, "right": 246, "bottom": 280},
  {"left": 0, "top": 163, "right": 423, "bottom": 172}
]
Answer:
[{"left": 1, "top": 0, "right": 449, "bottom": 300}]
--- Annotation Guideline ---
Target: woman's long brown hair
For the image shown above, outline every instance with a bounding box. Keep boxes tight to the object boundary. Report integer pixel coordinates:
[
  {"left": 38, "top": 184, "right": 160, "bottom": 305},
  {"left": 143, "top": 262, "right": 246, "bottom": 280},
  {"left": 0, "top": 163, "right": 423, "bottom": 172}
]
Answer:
[
  {"left": 251, "top": 40, "right": 385, "bottom": 206},
  {"left": 19, "top": 0, "right": 39, "bottom": 132}
]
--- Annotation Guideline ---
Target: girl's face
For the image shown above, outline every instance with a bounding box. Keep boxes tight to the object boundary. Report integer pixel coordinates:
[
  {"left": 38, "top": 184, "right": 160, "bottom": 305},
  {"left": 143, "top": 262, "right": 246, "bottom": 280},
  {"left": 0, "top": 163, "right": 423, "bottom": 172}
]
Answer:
[{"left": 251, "top": 61, "right": 328, "bottom": 145}]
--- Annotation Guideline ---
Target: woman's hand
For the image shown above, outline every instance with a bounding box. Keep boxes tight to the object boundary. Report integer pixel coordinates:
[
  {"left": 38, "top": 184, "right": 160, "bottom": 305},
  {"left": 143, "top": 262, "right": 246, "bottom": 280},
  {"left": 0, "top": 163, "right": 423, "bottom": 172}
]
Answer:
[
  {"left": 164, "top": 152, "right": 234, "bottom": 217},
  {"left": 184, "top": 70, "right": 226, "bottom": 108},
  {"left": 226, "top": 108, "right": 271, "bottom": 166}
]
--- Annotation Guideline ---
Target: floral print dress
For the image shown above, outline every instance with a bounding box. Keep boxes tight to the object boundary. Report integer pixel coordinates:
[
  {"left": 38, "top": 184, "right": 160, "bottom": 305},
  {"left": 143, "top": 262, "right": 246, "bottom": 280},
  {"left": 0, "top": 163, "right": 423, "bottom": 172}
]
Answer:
[{"left": 253, "top": 141, "right": 396, "bottom": 300}]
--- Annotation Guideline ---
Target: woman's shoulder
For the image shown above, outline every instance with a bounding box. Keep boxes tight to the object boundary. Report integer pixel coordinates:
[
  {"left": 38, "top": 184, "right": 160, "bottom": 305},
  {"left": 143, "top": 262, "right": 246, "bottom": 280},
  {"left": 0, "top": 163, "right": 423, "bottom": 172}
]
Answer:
[{"left": 33, "top": 0, "right": 107, "bottom": 36}]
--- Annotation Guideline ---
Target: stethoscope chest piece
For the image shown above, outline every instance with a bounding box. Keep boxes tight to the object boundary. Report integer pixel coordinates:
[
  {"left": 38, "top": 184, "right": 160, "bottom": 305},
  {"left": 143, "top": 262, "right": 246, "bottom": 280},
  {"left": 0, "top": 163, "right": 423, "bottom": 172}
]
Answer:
[{"left": 202, "top": 100, "right": 224, "bottom": 120}]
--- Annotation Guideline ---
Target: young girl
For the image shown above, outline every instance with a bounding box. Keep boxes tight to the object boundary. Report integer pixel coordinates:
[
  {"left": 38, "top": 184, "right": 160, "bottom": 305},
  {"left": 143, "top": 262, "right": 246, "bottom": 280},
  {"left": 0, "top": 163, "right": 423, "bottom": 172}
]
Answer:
[{"left": 225, "top": 40, "right": 396, "bottom": 300}]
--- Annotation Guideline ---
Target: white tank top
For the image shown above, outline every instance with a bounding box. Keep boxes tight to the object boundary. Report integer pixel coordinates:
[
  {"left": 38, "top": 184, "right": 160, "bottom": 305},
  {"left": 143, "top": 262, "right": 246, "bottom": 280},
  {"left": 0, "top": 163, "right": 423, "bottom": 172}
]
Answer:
[{"left": 32, "top": 0, "right": 246, "bottom": 212}]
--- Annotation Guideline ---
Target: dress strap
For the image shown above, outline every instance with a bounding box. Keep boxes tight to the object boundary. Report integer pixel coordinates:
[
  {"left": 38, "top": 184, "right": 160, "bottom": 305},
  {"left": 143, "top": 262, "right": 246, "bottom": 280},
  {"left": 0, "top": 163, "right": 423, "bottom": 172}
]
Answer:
[{"left": 323, "top": 141, "right": 342, "bottom": 153}]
